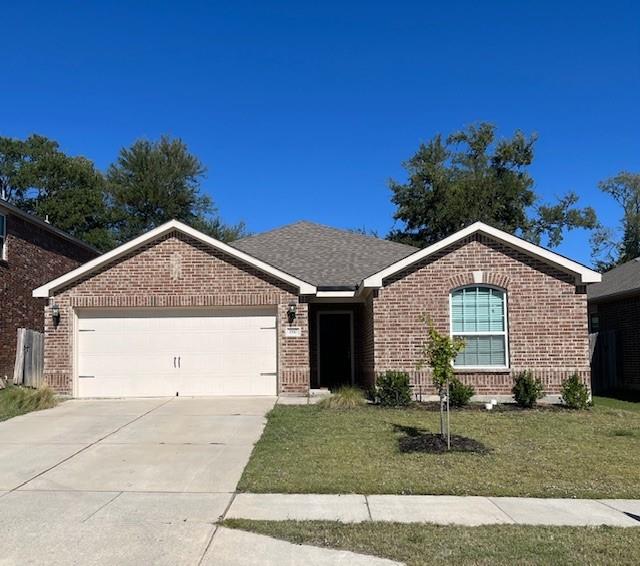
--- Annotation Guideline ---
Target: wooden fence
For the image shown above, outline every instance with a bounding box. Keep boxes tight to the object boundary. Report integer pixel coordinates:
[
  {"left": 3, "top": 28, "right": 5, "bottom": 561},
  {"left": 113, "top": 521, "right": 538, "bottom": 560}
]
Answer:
[{"left": 13, "top": 329, "right": 44, "bottom": 387}]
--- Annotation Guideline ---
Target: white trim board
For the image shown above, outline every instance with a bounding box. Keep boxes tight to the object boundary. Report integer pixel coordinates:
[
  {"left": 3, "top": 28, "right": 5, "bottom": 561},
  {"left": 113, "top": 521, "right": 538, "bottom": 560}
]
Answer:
[
  {"left": 361, "top": 221, "right": 601, "bottom": 288},
  {"left": 33, "top": 220, "right": 317, "bottom": 297}
]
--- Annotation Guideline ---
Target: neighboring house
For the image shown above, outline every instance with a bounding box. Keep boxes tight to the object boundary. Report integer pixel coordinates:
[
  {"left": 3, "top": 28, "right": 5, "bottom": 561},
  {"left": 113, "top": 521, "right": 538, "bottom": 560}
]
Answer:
[
  {"left": 0, "top": 200, "right": 99, "bottom": 381},
  {"left": 33, "top": 219, "right": 599, "bottom": 398},
  {"left": 588, "top": 258, "right": 640, "bottom": 394}
]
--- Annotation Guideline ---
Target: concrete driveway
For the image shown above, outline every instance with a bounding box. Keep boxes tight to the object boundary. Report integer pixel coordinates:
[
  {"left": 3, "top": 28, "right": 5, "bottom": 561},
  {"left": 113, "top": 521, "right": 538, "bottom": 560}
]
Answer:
[{"left": 0, "top": 396, "right": 275, "bottom": 565}]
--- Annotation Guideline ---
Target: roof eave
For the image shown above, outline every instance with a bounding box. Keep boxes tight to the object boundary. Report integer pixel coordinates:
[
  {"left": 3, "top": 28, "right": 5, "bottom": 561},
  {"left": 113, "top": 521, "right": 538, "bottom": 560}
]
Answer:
[
  {"left": 0, "top": 200, "right": 100, "bottom": 255},
  {"left": 588, "top": 287, "right": 640, "bottom": 304}
]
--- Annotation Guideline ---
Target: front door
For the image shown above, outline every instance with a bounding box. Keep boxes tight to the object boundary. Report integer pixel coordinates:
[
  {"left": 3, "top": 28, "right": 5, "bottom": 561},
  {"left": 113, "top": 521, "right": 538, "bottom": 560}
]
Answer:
[{"left": 318, "top": 312, "right": 353, "bottom": 390}]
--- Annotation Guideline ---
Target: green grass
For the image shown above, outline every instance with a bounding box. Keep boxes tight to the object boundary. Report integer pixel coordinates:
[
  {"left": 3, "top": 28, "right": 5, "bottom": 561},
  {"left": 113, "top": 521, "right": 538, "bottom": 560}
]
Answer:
[
  {"left": 0, "top": 386, "right": 57, "bottom": 422},
  {"left": 223, "top": 520, "right": 640, "bottom": 566},
  {"left": 238, "top": 397, "right": 640, "bottom": 498},
  {"left": 593, "top": 395, "right": 640, "bottom": 412}
]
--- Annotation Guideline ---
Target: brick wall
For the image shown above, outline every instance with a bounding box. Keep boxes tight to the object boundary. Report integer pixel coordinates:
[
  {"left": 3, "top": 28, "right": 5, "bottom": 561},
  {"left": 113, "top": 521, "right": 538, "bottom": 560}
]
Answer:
[
  {"left": 591, "top": 295, "right": 640, "bottom": 390},
  {"left": 43, "top": 231, "right": 310, "bottom": 395},
  {"left": 371, "top": 234, "right": 590, "bottom": 396},
  {"left": 0, "top": 212, "right": 96, "bottom": 379},
  {"left": 361, "top": 294, "right": 376, "bottom": 389}
]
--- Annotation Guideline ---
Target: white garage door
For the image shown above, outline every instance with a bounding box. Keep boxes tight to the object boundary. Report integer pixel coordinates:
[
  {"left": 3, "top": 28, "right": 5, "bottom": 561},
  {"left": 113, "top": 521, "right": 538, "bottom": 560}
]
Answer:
[{"left": 77, "top": 308, "right": 277, "bottom": 398}]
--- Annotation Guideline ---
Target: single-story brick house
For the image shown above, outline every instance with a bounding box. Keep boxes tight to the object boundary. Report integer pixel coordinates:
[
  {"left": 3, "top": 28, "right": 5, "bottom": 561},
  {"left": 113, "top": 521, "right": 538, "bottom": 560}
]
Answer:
[
  {"left": 0, "top": 199, "right": 98, "bottom": 381},
  {"left": 588, "top": 258, "right": 640, "bottom": 394},
  {"left": 33, "top": 219, "right": 599, "bottom": 398}
]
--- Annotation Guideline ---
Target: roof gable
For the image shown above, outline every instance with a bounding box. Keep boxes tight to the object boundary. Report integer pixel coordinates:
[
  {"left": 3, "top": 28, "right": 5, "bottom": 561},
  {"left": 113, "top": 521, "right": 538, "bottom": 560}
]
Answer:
[
  {"left": 33, "top": 220, "right": 317, "bottom": 297},
  {"left": 230, "top": 221, "right": 417, "bottom": 288},
  {"left": 361, "top": 222, "right": 601, "bottom": 288}
]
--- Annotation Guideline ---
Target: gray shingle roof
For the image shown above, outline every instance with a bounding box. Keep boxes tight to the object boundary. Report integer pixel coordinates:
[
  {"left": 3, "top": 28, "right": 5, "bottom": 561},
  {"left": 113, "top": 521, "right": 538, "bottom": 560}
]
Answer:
[
  {"left": 230, "top": 221, "right": 418, "bottom": 288},
  {"left": 587, "top": 258, "right": 640, "bottom": 301}
]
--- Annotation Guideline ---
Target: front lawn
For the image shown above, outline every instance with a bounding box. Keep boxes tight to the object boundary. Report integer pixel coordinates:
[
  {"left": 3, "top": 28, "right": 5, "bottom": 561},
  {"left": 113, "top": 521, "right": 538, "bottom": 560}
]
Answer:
[
  {"left": 224, "top": 520, "right": 640, "bottom": 566},
  {"left": 0, "top": 386, "right": 57, "bottom": 422},
  {"left": 238, "top": 397, "right": 640, "bottom": 498}
]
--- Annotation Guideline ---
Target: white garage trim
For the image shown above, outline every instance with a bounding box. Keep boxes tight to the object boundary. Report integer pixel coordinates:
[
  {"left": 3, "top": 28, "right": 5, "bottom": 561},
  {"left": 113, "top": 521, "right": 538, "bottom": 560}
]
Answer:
[
  {"left": 33, "top": 220, "right": 316, "bottom": 298},
  {"left": 74, "top": 307, "right": 278, "bottom": 398}
]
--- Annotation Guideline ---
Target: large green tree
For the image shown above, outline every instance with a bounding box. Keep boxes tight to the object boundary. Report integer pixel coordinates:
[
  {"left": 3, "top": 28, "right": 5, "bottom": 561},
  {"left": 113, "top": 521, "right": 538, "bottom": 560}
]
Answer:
[
  {"left": 107, "top": 136, "right": 245, "bottom": 244},
  {"left": 388, "top": 123, "right": 596, "bottom": 248},
  {"left": 0, "top": 134, "right": 115, "bottom": 250},
  {"left": 591, "top": 172, "right": 640, "bottom": 270}
]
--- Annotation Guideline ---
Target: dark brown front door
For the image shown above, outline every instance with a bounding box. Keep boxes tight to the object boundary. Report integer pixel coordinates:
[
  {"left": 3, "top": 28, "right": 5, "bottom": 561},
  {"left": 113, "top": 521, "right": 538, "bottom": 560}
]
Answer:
[{"left": 318, "top": 312, "right": 352, "bottom": 390}]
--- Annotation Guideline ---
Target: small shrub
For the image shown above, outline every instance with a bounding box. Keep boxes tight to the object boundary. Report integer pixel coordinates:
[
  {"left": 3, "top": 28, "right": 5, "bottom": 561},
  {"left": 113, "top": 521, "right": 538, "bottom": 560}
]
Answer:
[
  {"left": 374, "top": 371, "right": 412, "bottom": 407},
  {"left": 561, "top": 374, "right": 590, "bottom": 409},
  {"left": 448, "top": 378, "right": 475, "bottom": 407},
  {"left": 318, "top": 386, "right": 366, "bottom": 409},
  {"left": 512, "top": 370, "right": 544, "bottom": 408}
]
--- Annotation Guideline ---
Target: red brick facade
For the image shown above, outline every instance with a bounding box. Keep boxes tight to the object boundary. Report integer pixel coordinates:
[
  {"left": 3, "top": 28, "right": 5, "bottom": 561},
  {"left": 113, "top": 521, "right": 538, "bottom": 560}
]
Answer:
[
  {"left": 43, "top": 231, "right": 310, "bottom": 395},
  {"left": 368, "top": 234, "right": 590, "bottom": 396},
  {"left": 42, "top": 229, "right": 590, "bottom": 398},
  {"left": 0, "top": 210, "right": 96, "bottom": 379}
]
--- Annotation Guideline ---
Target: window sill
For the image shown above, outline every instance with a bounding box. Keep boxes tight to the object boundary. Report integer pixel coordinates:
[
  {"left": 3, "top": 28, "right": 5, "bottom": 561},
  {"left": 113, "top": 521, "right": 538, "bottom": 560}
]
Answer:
[{"left": 454, "top": 367, "right": 511, "bottom": 374}]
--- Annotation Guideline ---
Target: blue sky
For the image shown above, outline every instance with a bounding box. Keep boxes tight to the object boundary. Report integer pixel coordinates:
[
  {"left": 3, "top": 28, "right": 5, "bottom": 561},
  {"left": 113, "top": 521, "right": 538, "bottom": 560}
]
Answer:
[{"left": 2, "top": 1, "right": 638, "bottom": 265}]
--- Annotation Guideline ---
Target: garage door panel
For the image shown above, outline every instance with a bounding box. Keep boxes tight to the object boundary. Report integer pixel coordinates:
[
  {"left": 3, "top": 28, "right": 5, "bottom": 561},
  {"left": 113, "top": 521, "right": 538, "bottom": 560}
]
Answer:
[
  {"left": 79, "top": 374, "right": 178, "bottom": 398},
  {"left": 78, "top": 333, "right": 179, "bottom": 357},
  {"left": 77, "top": 309, "right": 278, "bottom": 398}
]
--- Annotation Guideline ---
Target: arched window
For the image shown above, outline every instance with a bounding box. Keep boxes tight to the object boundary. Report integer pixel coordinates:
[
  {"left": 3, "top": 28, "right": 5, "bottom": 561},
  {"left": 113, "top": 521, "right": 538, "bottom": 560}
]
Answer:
[{"left": 450, "top": 286, "right": 508, "bottom": 368}]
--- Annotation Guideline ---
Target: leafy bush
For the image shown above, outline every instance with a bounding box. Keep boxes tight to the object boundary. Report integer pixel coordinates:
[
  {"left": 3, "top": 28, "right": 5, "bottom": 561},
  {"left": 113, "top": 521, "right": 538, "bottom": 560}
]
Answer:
[
  {"left": 0, "top": 386, "right": 57, "bottom": 421},
  {"left": 318, "top": 386, "right": 366, "bottom": 409},
  {"left": 561, "top": 374, "right": 590, "bottom": 409},
  {"left": 512, "top": 370, "right": 544, "bottom": 408},
  {"left": 374, "top": 371, "right": 412, "bottom": 407},
  {"left": 448, "top": 378, "right": 475, "bottom": 407}
]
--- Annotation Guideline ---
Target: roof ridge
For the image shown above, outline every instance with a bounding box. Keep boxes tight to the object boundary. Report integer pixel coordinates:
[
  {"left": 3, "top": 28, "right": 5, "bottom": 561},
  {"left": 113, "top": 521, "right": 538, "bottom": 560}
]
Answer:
[
  {"left": 232, "top": 219, "right": 418, "bottom": 251},
  {"left": 230, "top": 220, "right": 310, "bottom": 244}
]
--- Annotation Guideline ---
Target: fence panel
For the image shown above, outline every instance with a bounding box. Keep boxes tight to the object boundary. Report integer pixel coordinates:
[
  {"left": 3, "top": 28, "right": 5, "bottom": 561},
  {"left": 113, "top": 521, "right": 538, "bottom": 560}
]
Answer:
[{"left": 12, "top": 329, "right": 44, "bottom": 387}]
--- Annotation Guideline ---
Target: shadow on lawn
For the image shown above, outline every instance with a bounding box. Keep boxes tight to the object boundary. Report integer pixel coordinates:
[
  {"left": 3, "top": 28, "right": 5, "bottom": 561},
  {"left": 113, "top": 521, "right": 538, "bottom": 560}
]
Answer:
[{"left": 392, "top": 423, "right": 490, "bottom": 454}]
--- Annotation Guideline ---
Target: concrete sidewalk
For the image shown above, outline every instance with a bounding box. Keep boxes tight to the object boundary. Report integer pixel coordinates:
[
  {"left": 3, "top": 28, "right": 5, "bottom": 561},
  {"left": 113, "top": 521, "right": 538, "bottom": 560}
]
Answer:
[
  {"left": 205, "top": 527, "right": 401, "bottom": 565},
  {"left": 227, "top": 494, "right": 640, "bottom": 527}
]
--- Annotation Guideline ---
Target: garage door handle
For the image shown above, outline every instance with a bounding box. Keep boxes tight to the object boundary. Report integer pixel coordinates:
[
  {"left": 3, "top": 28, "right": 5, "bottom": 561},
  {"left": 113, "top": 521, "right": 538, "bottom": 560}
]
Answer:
[
  {"left": 173, "top": 356, "right": 176, "bottom": 368},
  {"left": 178, "top": 356, "right": 181, "bottom": 368}
]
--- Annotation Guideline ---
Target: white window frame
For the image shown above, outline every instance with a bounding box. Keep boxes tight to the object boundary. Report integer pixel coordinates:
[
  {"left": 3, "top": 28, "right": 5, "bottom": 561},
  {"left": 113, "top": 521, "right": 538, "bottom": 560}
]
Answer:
[
  {"left": 0, "top": 213, "right": 6, "bottom": 261},
  {"left": 449, "top": 285, "right": 509, "bottom": 370}
]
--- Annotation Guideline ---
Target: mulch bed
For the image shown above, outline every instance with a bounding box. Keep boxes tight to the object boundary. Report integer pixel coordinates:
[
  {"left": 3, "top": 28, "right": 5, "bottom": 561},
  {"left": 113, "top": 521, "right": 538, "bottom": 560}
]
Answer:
[
  {"left": 398, "top": 431, "right": 490, "bottom": 454},
  {"left": 412, "top": 402, "right": 564, "bottom": 413}
]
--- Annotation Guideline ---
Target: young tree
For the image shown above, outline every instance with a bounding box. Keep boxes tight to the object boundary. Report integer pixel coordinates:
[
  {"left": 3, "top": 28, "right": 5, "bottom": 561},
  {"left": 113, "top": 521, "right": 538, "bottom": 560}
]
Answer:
[
  {"left": 591, "top": 172, "right": 640, "bottom": 270},
  {"left": 388, "top": 123, "right": 596, "bottom": 248},
  {"left": 0, "top": 134, "right": 115, "bottom": 250},
  {"left": 107, "top": 136, "right": 245, "bottom": 244},
  {"left": 419, "top": 320, "right": 464, "bottom": 450}
]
